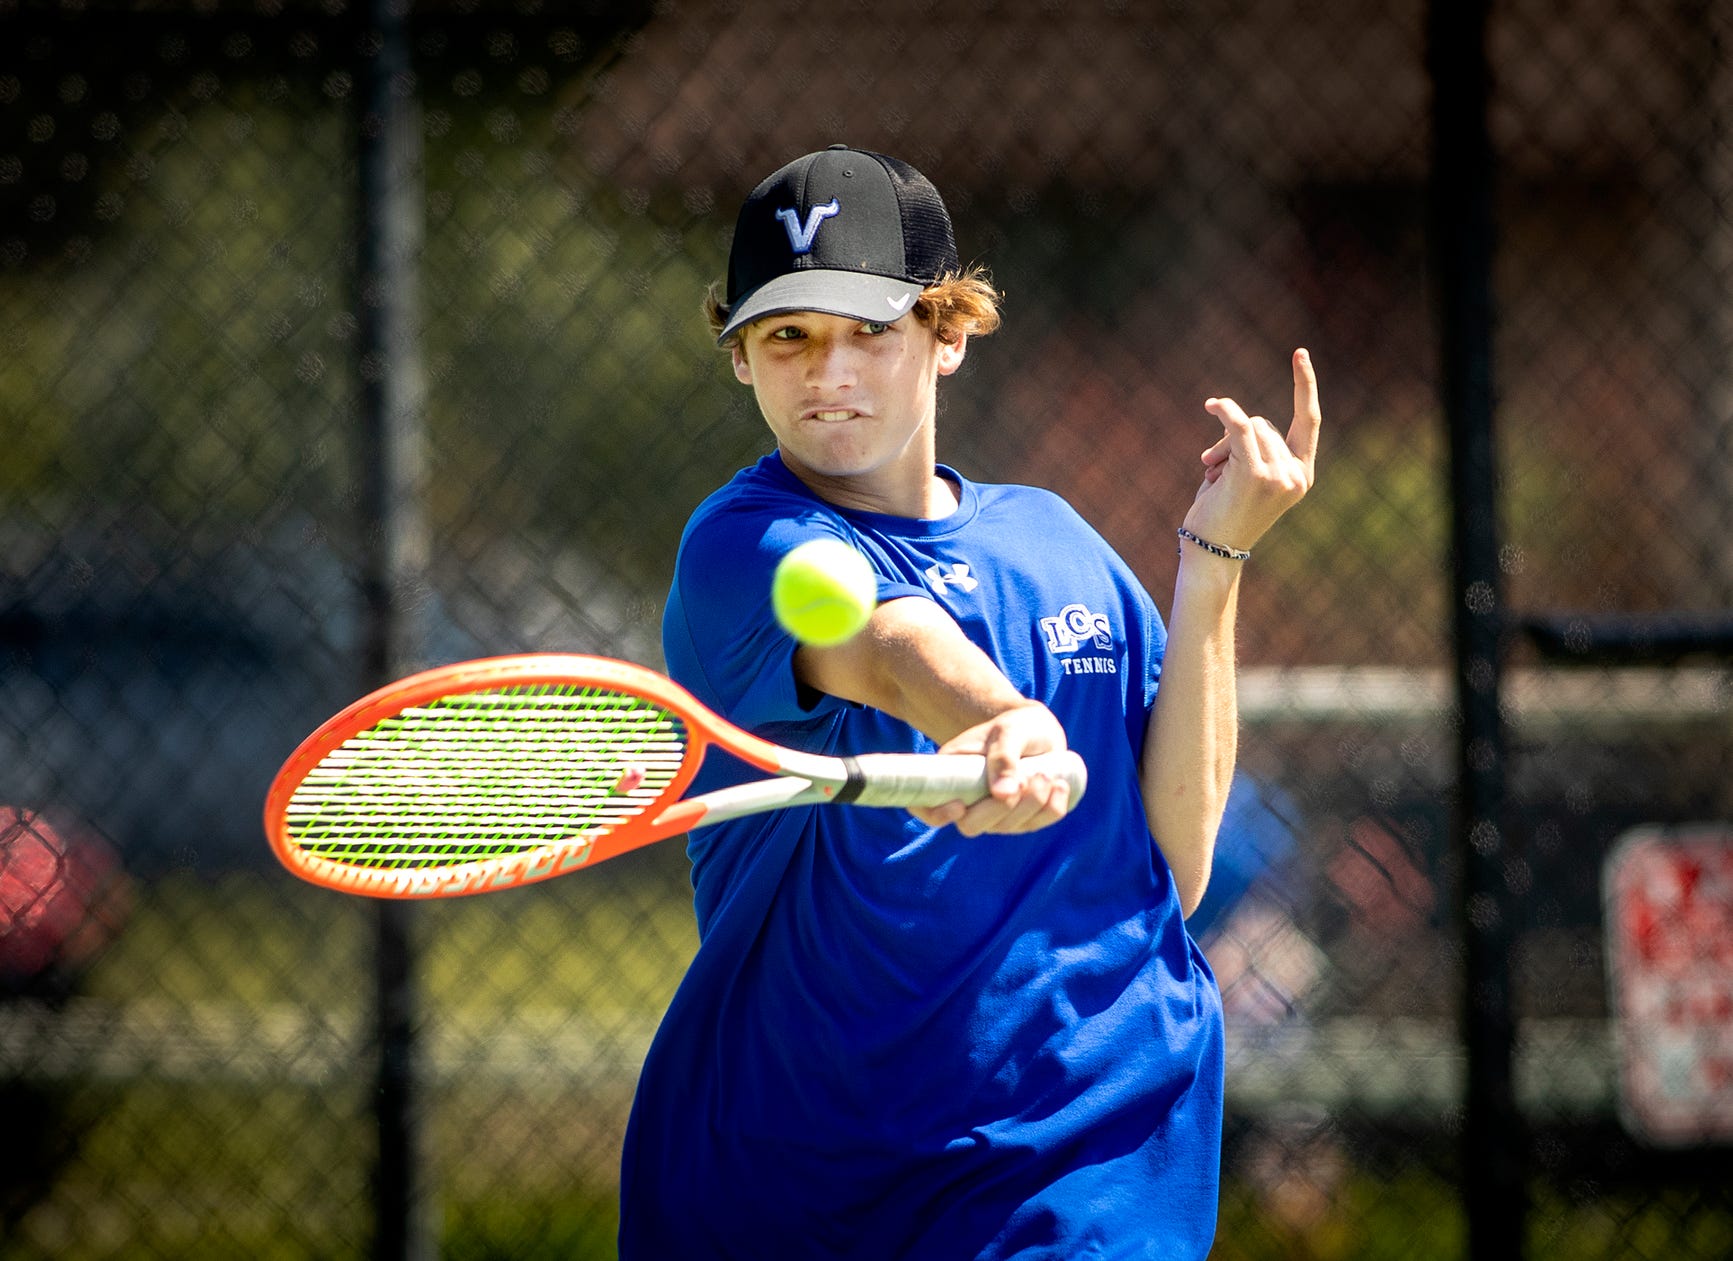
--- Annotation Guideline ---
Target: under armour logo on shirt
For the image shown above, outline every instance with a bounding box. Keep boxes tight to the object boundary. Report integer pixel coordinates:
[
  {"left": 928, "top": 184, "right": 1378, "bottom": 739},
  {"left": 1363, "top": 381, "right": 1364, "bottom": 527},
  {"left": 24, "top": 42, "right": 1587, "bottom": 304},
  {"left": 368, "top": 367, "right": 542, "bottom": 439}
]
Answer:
[
  {"left": 776, "top": 200, "right": 841, "bottom": 254},
  {"left": 925, "top": 561, "right": 979, "bottom": 594}
]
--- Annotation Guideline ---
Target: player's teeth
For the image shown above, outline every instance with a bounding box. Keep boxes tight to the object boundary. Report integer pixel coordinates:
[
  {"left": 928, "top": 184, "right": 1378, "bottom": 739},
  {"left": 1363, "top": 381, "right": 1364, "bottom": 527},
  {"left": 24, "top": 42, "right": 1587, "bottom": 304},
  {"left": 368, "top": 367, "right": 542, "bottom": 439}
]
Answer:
[{"left": 815, "top": 410, "right": 851, "bottom": 420}]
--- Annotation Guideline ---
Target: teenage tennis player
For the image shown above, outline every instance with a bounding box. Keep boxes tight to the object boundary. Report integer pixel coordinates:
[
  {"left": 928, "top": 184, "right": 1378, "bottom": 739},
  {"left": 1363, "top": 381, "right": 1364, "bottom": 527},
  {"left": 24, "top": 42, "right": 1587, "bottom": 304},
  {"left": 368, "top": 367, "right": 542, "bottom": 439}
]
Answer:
[{"left": 619, "top": 145, "right": 1322, "bottom": 1259}]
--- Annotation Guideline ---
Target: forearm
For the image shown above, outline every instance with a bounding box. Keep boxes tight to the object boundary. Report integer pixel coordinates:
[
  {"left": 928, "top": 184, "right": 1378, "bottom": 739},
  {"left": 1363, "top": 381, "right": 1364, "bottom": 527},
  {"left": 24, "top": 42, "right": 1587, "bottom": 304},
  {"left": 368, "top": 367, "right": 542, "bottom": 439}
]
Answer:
[
  {"left": 797, "top": 595, "right": 1046, "bottom": 744},
  {"left": 795, "top": 595, "right": 1073, "bottom": 834},
  {"left": 1143, "top": 551, "right": 1241, "bottom": 916},
  {"left": 1145, "top": 347, "right": 1322, "bottom": 910}
]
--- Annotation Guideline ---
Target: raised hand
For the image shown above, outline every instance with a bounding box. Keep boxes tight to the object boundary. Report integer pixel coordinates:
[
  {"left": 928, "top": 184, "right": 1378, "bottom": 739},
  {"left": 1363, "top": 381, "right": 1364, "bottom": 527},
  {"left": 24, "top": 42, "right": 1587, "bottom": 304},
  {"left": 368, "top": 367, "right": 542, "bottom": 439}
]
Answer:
[{"left": 1187, "top": 348, "right": 1322, "bottom": 555}]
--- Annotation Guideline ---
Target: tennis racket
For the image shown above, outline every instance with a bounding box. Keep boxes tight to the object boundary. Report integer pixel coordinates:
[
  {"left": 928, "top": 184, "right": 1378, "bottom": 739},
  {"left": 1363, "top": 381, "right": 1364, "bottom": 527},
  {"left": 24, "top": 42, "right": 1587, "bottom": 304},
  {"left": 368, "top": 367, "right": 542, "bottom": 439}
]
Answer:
[{"left": 264, "top": 653, "right": 1087, "bottom": 899}]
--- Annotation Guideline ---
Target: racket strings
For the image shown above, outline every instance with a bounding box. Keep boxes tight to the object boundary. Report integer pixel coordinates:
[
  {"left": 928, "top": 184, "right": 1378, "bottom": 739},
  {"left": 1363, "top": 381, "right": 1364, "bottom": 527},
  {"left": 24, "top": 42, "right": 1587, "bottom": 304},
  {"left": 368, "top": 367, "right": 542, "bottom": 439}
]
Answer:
[{"left": 286, "top": 684, "right": 689, "bottom": 869}]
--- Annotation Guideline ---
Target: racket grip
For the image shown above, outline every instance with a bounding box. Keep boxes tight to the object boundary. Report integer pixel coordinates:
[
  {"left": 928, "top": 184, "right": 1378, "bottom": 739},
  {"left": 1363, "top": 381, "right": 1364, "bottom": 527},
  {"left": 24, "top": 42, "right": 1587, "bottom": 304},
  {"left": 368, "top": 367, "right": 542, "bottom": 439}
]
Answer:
[{"left": 848, "top": 749, "right": 1088, "bottom": 809}]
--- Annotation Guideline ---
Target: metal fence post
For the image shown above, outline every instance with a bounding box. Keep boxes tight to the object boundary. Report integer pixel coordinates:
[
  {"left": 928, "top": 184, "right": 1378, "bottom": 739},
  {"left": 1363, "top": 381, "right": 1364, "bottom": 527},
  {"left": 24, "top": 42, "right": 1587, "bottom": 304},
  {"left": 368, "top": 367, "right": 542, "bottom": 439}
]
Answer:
[
  {"left": 354, "top": 0, "right": 433, "bottom": 1257},
  {"left": 1682, "top": 0, "right": 1733, "bottom": 595},
  {"left": 1428, "top": 1, "right": 1526, "bottom": 1257}
]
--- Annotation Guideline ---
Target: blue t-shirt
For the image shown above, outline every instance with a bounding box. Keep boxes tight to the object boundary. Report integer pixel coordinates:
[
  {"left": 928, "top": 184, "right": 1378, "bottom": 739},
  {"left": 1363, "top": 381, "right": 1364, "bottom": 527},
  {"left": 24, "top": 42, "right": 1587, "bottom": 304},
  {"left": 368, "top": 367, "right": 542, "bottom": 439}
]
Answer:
[{"left": 620, "top": 453, "right": 1224, "bottom": 1260}]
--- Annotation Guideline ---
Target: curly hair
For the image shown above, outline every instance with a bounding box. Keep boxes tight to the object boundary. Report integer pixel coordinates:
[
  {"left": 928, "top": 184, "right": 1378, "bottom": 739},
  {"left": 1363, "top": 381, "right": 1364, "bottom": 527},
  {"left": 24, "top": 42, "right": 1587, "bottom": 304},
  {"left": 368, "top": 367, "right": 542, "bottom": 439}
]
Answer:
[{"left": 706, "top": 267, "right": 1004, "bottom": 348}]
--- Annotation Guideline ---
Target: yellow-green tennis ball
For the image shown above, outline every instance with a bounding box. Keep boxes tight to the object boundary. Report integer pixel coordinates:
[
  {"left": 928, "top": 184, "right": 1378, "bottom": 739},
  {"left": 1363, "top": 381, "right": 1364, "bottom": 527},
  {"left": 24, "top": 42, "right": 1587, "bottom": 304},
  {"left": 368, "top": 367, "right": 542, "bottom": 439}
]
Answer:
[{"left": 772, "top": 539, "right": 877, "bottom": 647}]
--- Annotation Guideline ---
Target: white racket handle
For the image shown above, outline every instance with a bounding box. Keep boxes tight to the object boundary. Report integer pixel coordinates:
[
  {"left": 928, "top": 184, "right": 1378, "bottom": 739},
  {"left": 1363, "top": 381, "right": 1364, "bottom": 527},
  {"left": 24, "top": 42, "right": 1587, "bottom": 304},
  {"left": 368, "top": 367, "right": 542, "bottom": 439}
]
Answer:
[{"left": 844, "top": 749, "right": 1088, "bottom": 809}]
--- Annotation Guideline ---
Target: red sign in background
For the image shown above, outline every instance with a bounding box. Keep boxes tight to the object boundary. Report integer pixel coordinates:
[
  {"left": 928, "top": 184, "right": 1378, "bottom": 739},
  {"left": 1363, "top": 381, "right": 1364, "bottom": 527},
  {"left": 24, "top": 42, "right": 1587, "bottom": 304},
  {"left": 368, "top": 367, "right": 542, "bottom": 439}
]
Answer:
[{"left": 1604, "top": 827, "right": 1733, "bottom": 1146}]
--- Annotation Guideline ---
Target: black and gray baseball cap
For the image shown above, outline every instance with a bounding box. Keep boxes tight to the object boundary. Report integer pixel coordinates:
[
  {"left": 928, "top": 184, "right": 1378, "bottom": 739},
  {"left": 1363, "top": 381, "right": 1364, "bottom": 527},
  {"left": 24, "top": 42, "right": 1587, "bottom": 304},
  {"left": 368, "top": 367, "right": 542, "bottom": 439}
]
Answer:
[{"left": 716, "top": 145, "right": 960, "bottom": 344}]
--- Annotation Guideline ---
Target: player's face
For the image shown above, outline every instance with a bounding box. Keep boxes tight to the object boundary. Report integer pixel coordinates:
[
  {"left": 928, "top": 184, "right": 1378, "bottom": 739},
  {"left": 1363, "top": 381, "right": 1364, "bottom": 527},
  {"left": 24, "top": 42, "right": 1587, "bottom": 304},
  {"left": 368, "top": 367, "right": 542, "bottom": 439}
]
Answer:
[{"left": 732, "top": 310, "right": 966, "bottom": 504}]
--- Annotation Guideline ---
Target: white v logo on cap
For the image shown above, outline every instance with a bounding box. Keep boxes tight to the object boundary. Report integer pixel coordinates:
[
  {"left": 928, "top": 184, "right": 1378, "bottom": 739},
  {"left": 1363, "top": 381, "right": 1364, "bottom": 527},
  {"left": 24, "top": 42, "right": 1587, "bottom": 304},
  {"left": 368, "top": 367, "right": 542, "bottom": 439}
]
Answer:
[
  {"left": 885, "top": 294, "right": 913, "bottom": 312},
  {"left": 775, "top": 199, "right": 841, "bottom": 254}
]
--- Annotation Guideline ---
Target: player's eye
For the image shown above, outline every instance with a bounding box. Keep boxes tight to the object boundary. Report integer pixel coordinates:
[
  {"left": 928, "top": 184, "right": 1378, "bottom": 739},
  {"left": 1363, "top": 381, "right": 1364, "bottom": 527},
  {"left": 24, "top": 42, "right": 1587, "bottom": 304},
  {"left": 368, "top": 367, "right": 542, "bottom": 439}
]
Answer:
[
  {"left": 859, "top": 322, "right": 892, "bottom": 336},
  {"left": 768, "top": 324, "right": 806, "bottom": 341}
]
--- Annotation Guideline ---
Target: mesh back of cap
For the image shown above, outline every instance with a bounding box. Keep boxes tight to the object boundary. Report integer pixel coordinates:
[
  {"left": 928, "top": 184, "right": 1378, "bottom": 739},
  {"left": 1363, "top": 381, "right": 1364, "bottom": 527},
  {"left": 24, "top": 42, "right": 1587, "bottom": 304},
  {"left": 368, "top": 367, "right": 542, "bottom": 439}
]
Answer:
[{"left": 873, "top": 153, "right": 959, "bottom": 282}]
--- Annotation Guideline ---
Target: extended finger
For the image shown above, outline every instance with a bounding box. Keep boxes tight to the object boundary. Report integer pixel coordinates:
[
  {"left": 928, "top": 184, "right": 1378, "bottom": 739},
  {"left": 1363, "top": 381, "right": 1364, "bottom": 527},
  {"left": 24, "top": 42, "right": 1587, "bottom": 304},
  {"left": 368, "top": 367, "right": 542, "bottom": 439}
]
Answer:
[{"left": 1289, "top": 347, "right": 1322, "bottom": 470}]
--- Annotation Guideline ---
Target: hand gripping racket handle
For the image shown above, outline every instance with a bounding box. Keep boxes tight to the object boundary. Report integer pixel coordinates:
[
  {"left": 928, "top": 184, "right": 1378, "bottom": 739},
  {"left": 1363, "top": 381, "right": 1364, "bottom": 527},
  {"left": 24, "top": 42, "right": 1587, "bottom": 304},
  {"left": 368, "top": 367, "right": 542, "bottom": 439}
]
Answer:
[{"left": 843, "top": 749, "right": 1088, "bottom": 808}]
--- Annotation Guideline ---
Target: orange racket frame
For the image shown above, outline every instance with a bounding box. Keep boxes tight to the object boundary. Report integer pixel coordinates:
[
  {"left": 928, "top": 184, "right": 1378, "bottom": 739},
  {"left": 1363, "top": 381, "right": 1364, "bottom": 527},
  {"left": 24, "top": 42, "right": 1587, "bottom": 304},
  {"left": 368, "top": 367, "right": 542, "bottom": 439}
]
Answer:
[{"left": 264, "top": 653, "right": 1087, "bottom": 899}]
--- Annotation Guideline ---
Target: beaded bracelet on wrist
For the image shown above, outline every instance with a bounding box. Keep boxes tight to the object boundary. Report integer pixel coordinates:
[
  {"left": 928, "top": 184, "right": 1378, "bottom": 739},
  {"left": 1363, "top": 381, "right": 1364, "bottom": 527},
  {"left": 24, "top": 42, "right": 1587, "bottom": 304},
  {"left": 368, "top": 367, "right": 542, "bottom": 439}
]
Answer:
[{"left": 1177, "top": 526, "right": 1251, "bottom": 561}]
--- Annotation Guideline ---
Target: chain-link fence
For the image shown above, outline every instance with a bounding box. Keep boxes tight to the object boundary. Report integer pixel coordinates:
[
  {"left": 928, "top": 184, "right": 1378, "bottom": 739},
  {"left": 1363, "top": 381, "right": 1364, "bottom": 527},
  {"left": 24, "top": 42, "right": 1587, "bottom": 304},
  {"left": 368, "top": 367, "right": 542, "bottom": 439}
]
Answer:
[{"left": 4, "top": 1, "right": 1731, "bottom": 1257}]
